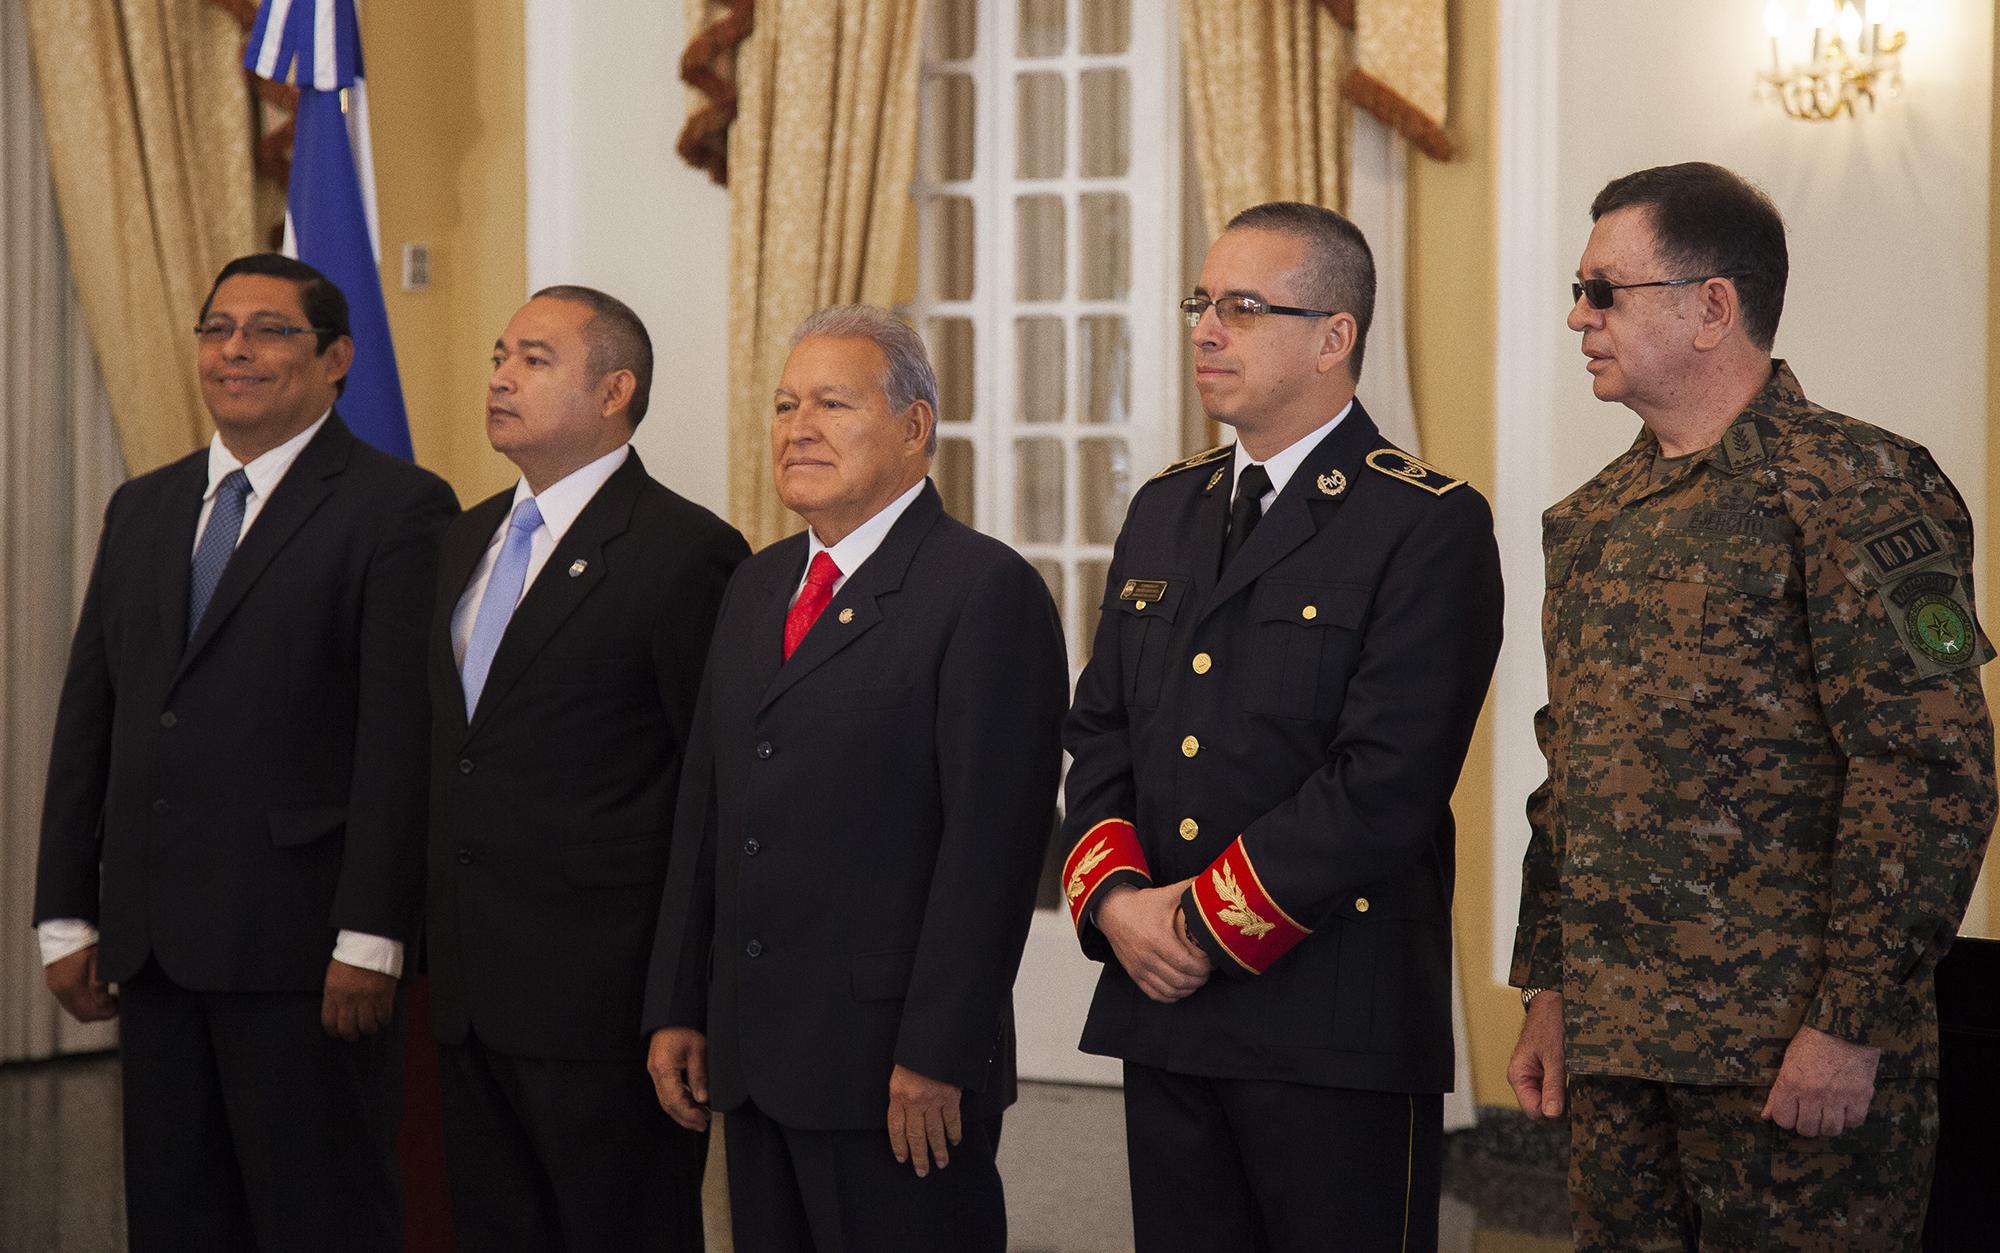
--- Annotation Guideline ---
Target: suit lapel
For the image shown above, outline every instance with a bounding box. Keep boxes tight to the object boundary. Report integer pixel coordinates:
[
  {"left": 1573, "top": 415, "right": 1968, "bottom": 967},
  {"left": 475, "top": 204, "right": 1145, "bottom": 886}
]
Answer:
[
  {"left": 758, "top": 482, "right": 943, "bottom": 714},
  {"left": 155, "top": 454, "right": 209, "bottom": 656},
  {"left": 465, "top": 453, "right": 643, "bottom": 738},
  {"left": 1203, "top": 404, "right": 1375, "bottom": 619},
  {"left": 742, "top": 538, "right": 805, "bottom": 706},
  {"left": 178, "top": 415, "right": 351, "bottom": 676}
]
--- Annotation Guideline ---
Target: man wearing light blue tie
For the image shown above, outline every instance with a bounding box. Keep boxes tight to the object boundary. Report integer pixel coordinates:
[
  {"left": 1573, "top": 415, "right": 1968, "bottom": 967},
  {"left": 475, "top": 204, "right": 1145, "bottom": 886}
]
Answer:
[{"left": 424, "top": 286, "right": 747, "bottom": 1251}]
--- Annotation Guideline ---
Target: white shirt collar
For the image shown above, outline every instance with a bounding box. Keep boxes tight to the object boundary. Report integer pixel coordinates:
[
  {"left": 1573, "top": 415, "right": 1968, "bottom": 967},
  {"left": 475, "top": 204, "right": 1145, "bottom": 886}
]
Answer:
[
  {"left": 804, "top": 477, "right": 929, "bottom": 586},
  {"left": 205, "top": 409, "right": 332, "bottom": 502},
  {"left": 507, "top": 444, "right": 631, "bottom": 542},
  {"left": 1230, "top": 399, "right": 1355, "bottom": 504}
]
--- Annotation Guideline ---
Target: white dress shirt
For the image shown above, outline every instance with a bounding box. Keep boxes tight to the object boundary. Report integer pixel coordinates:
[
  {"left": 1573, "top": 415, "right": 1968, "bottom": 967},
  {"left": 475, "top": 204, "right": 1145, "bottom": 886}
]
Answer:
[
  {"left": 450, "top": 443, "right": 631, "bottom": 667},
  {"left": 39, "top": 410, "right": 407, "bottom": 978},
  {"left": 1228, "top": 398, "right": 1355, "bottom": 507},
  {"left": 791, "top": 476, "right": 929, "bottom": 606}
]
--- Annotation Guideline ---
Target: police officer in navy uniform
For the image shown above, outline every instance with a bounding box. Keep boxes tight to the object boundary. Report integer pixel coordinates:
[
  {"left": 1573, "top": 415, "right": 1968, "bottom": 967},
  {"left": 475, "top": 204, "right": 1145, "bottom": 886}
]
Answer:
[{"left": 1061, "top": 202, "right": 1504, "bottom": 1251}]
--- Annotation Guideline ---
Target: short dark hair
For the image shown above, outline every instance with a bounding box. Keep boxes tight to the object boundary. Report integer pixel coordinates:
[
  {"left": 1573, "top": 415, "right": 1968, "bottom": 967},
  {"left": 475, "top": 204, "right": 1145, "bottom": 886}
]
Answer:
[
  {"left": 1223, "top": 201, "right": 1377, "bottom": 379},
  {"left": 531, "top": 285, "right": 655, "bottom": 426},
  {"left": 1590, "top": 163, "right": 1789, "bottom": 351},
  {"left": 200, "top": 253, "right": 351, "bottom": 395}
]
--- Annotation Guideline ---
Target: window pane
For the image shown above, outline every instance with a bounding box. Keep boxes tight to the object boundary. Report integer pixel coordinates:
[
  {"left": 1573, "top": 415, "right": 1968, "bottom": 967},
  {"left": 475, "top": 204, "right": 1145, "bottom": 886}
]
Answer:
[
  {"left": 929, "top": 0, "right": 977, "bottom": 60},
  {"left": 930, "top": 196, "right": 975, "bottom": 301},
  {"left": 936, "top": 437, "right": 977, "bottom": 523},
  {"left": 1016, "top": 74, "right": 1066, "bottom": 179},
  {"left": 1078, "top": 192, "right": 1129, "bottom": 300},
  {"left": 1079, "top": 439, "right": 1132, "bottom": 544},
  {"left": 1015, "top": 196, "right": 1065, "bottom": 302},
  {"left": 1077, "top": 558, "right": 1110, "bottom": 659},
  {"left": 1017, "top": 0, "right": 1065, "bottom": 57},
  {"left": 1079, "top": 69, "right": 1129, "bottom": 177},
  {"left": 928, "top": 317, "right": 974, "bottom": 426},
  {"left": 1078, "top": 315, "right": 1129, "bottom": 425},
  {"left": 1016, "top": 316, "right": 1066, "bottom": 423},
  {"left": 923, "top": 74, "right": 976, "bottom": 183},
  {"left": 1015, "top": 438, "right": 1066, "bottom": 544},
  {"left": 1080, "top": 0, "right": 1129, "bottom": 53}
]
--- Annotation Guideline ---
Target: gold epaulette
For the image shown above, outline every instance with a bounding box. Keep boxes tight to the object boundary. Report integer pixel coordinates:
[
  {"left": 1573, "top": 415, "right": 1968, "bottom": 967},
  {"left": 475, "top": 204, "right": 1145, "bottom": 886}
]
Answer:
[
  {"left": 1150, "top": 444, "right": 1232, "bottom": 480},
  {"left": 1365, "top": 448, "right": 1466, "bottom": 496}
]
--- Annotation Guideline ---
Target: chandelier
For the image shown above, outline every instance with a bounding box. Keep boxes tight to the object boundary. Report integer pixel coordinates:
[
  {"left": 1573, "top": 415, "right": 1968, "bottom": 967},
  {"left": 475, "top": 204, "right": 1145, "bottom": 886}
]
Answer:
[{"left": 1758, "top": 0, "right": 1910, "bottom": 122}]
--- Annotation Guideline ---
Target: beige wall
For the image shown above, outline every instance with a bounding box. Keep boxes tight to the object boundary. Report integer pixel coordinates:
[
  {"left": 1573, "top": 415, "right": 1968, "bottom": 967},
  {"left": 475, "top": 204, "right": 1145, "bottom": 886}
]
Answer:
[{"left": 364, "top": 0, "right": 525, "bottom": 504}]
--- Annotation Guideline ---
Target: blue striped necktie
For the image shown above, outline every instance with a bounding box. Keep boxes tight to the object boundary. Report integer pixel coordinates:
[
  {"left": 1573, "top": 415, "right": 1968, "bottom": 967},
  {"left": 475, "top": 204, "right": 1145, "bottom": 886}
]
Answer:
[
  {"left": 187, "top": 469, "right": 252, "bottom": 640},
  {"left": 461, "top": 497, "right": 544, "bottom": 717}
]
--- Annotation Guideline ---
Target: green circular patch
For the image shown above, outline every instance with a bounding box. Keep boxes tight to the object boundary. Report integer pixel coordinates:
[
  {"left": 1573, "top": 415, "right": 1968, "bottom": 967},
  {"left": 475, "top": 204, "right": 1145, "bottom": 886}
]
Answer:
[{"left": 1908, "top": 593, "right": 1974, "bottom": 664}]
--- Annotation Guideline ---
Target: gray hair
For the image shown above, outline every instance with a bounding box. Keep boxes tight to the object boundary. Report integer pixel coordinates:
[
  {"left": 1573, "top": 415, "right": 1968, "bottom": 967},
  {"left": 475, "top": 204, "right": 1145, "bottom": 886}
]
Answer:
[{"left": 791, "top": 304, "right": 940, "bottom": 455}]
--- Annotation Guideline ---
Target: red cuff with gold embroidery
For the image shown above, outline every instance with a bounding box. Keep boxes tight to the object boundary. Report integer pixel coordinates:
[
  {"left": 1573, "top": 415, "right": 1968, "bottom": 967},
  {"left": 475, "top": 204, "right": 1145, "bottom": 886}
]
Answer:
[
  {"left": 1188, "top": 838, "right": 1312, "bottom": 974},
  {"left": 1062, "top": 819, "right": 1150, "bottom": 930}
]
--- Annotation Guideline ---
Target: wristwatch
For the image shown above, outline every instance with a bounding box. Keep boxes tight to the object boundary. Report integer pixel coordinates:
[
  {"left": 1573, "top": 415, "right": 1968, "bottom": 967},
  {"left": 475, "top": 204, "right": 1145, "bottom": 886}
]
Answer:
[{"left": 1521, "top": 986, "right": 1550, "bottom": 1009}]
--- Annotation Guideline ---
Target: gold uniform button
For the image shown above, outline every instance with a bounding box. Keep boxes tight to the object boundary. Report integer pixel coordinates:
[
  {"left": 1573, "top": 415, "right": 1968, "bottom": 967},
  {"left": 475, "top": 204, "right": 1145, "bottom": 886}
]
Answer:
[
  {"left": 1191, "top": 652, "right": 1213, "bottom": 675},
  {"left": 1301, "top": 605, "right": 1318, "bottom": 621},
  {"left": 1178, "top": 818, "right": 1199, "bottom": 841},
  {"left": 1134, "top": 600, "right": 1148, "bottom": 611},
  {"left": 1354, "top": 896, "right": 1370, "bottom": 913},
  {"left": 1181, "top": 735, "right": 1200, "bottom": 758}
]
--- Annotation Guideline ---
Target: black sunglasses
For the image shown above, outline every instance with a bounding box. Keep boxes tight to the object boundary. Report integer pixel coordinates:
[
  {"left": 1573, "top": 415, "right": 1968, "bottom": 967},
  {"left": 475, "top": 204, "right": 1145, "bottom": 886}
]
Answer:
[{"left": 1571, "top": 273, "right": 1751, "bottom": 311}]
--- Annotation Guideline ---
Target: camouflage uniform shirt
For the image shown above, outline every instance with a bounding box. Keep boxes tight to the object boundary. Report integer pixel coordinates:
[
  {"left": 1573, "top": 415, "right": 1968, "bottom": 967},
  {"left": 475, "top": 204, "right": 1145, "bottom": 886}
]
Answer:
[{"left": 1511, "top": 361, "right": 1996, "bottom": 1083}]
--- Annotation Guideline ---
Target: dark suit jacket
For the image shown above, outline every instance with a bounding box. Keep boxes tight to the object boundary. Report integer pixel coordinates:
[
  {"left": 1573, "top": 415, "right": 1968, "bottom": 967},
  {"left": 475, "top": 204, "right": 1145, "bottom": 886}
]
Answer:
[
  {"left": 1062, "top": 403, "right": 1504, "bottom": 1093},
  {"left": 426, "top": 451, "right": 747, "bottom": 1059},
  {"left": 643, "top": 481, "right": 1068, "bottom": 1130},
  {"left": 35, "top": 414, "right": 458, "bottom": 990}
]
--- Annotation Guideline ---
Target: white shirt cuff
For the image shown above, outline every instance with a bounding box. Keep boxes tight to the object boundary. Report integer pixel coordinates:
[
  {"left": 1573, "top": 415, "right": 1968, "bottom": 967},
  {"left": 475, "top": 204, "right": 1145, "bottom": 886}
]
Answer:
[
  {"left": 332, "top": 931, "right": 405, "bottom": 979},
  {"left": 38, "top": 919, "right": 100, "bottom": 966}
]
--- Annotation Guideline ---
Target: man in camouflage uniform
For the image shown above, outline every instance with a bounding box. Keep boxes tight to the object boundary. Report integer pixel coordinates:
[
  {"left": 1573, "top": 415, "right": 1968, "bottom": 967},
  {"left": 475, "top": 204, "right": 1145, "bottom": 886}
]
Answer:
[{"left": 1508, "top": 161, "right": 1996, "bottom": 1251}]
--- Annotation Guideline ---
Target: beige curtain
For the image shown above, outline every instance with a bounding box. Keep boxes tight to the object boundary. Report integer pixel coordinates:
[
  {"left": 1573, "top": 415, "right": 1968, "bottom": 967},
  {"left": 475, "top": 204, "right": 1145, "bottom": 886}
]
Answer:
[
  {"left": 2, "top": 0, "right": 130, "bottom": 1065},
  {"left": 1183, "top": 0, "right": 1350, "bottom": 237},
  {"left": 22, "top": 0, "right": 256, "bottom": 475},
  {"left": 718, "top": 0, "right": 927, "bottom": 549}
]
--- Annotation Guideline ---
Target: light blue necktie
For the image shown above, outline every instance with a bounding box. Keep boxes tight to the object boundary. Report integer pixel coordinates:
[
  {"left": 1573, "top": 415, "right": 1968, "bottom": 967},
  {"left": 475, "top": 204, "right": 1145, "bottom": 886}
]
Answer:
[
  {"left": 188, "top": 469, "right": 252, "bottom": 640},
  {"left": 460, "top": 498, "right": 544, "bottom": 717}
]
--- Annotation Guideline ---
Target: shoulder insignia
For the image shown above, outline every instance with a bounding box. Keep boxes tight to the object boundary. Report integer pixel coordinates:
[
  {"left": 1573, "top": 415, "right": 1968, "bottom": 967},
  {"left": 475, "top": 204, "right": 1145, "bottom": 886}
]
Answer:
[
  {"left": 1151, "top": 444, "right": 1232, "bottom": 481},
  {"left": 1364, "top": 449, "right": 1466, "bottom": 496}
]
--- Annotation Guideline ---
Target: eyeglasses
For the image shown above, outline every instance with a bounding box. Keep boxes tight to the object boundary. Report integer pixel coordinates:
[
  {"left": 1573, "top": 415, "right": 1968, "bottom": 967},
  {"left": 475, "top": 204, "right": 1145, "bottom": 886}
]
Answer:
[
  {"left": 1180, "top": 294, "right": 1336, "bottom": 330},
  {"left": 1570, "top": 274, "right": 1750, "bottom": 311},
  {"left": 193, "top": 319, "right": 337, "bottom": 346}
]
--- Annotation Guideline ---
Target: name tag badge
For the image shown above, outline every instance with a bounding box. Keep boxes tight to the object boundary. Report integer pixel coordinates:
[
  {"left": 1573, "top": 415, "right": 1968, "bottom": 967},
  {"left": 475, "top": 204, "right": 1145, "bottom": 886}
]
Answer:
[{"left": 1120, "top": 579, "right": 1168, "bottom": 603}]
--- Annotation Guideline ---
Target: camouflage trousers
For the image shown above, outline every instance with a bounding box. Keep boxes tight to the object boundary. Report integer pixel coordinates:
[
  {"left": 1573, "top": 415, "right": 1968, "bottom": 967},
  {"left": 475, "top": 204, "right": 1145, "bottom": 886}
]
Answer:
[{"left": 1567, "top": 1072, "right": 1937, "bottom": 1252}]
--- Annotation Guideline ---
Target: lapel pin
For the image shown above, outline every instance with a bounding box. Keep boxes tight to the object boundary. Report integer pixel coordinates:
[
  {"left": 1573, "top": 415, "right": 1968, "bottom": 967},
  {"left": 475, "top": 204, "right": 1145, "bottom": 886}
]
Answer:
[
  {"left": 1204, "top": 466, "right": 1226, "bottom": 493},
  {"left": 838, "top": 607, "right": 855, "bottom": 624},
  {"left": 568, "top": 559, "right": 588, "bottom": 577},
  {"left": 1317, "top": 470, "right": 1347, "bottom": 498}
]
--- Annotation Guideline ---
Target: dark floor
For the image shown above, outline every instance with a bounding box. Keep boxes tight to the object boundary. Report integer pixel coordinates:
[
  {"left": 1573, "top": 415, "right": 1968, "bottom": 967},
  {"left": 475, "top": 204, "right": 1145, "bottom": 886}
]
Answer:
[{"left": 0, "top": 1052, "right": 1570, "bottom": 1252}]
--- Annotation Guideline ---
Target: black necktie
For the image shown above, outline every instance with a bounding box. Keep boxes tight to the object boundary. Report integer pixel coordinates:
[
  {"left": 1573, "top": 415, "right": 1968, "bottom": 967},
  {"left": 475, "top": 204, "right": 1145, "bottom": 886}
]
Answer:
[{"left": 1219, "top": 463, "right": 1271, "bottom": 574}]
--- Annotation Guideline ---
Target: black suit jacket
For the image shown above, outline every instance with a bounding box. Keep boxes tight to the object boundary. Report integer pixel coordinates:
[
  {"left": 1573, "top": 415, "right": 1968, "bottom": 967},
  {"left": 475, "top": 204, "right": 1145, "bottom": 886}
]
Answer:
[
  {"left": 426, "top": 451, "right": 747, "bottom": 1059},
  {"left": 35, "top": 414, "right": 458, "bottom": 990},
  {"left": 643, "top": 482, "right": 1068, "bottom": 1130},
  {"left": 1062, "top": 403, "right": 1504, "bottom": 1093}
]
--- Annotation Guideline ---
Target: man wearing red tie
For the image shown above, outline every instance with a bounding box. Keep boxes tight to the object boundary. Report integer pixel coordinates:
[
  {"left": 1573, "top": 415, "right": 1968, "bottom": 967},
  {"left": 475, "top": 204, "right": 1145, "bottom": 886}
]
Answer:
[{"left": 645, "top": 305, "right": 1068, "bottom": 1251}]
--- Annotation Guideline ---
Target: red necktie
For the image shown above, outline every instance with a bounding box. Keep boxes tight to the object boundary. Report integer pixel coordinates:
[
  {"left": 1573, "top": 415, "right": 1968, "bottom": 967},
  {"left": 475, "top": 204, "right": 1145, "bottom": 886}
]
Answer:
[{"left": 784, "top": 551, "right": 842, "bottom": 659}]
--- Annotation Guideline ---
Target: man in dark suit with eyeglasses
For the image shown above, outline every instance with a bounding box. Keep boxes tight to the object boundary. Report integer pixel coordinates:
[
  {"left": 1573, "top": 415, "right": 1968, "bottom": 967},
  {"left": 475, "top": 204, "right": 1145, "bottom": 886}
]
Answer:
[{"left": 35, "top": 252, "right": 457, "bottom": 1251}]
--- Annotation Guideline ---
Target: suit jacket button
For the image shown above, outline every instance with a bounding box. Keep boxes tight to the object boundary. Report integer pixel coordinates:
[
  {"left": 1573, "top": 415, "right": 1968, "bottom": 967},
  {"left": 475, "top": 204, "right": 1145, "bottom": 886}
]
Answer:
[
  {"left": 457, "top": 849, "right": 474, "bottom": 865},
  {"left": 756, "top": 741, "right": 774, "bottom": 760},
  {"left": 151, "top": 798, "right": 169, "bottom": 815},
  {"left": 458, "top": 758, "right": 475, "bottom": 775},
  {"left": 158, "top": 711, "right": 177, "bottom": 728},
  {"left": 745, "top": 940, "right": 764, "bottom": 958},
  {"left": 743, "top": 838, "right": 761, "bottom": 856}
]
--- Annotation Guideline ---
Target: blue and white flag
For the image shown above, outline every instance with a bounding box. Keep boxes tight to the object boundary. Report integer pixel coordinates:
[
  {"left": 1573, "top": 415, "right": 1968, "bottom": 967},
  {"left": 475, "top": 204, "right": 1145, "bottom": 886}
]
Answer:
[{"left": 246, "top": 0, "right": 412, "bottom": 460}]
